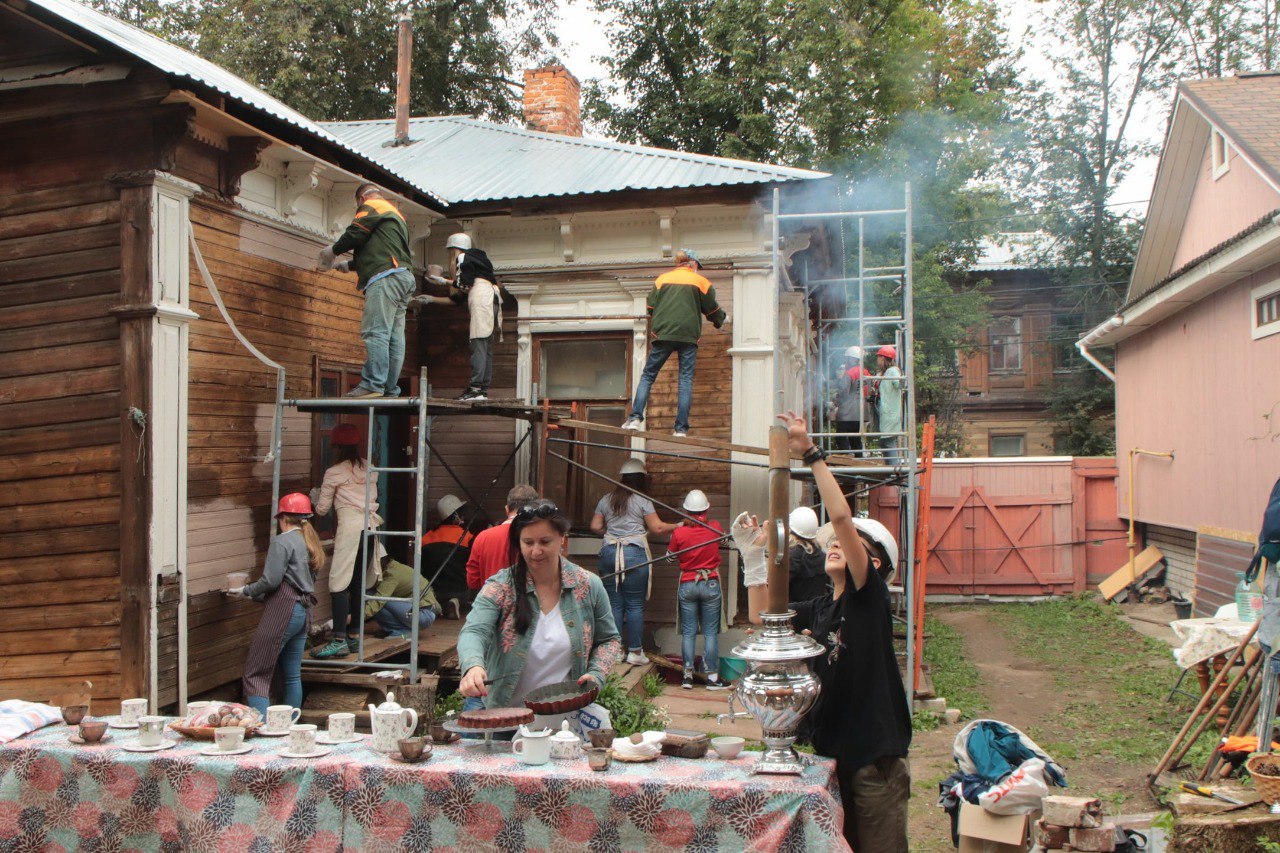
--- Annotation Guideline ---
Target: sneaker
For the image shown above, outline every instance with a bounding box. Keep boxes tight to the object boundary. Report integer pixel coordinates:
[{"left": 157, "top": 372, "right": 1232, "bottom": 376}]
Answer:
[
  {"left": 620, "top": 417, "right": 644, "bottom": 431},
  {"left": 347, "top": 637, "right": 361, "bottom": 653},
  {"left": 447, "top": 598, "right": 462, "bottom": 620},
  {"left": 706, "top": 677, "right": 730, "bottom": 691},
  {"left": 457, "top": 388, "right": 488, "bottom": 402},
  {"left": 344, "top": 386, "right": 382, "bottom": 399},
  {"left": 625, "top": 651, "right": 648, "bottom": 666},
  {"left": 313, "top": 639, "right": 351, "bottom": 659},
  {"left": 672, "top": 430, "right": 688, "bottom": 438},
  {"left": 682, "top": 670, "right": 694, "bottom": 690}
]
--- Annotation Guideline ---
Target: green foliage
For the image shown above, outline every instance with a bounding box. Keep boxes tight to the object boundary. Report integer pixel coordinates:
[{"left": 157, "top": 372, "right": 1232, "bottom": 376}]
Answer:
[
  {"left": 923, "top": 611, "right": 988, "bottom": 717},
  {"left": 912, "top": 708, "right": 941, "bottom": 732},
  {"left": 1046, "top": 376, "right": 1117, "bottom": 456},
  {"left": 433, "top": 690, "right": 463, "bottom": 719},
  {"left": 88, "top": 0, "right": 558, "bottom": 122},
  {"left": 641, "top": 672, "right": 665, "bottom": 698},
  {"left": 596, "top": 673, "right": 670, "bottom": 737},
  {"left": 1257, "top": 835, "right": 1280, "bottom": 853}
]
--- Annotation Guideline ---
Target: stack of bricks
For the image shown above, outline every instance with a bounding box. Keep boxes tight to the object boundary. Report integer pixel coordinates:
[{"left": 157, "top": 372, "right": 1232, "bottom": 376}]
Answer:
[
  {"left": 522, "top": 65, "right": 582, "bottom": 137},
  {"left": 1035, "top": 796, "right": 1122, "bottom": 852}
]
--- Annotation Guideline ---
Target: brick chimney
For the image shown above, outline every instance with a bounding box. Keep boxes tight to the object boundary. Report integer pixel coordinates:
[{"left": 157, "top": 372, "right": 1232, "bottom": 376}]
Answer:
[{"left": 523, "top": 64, "right": 582, "bottom": 137}]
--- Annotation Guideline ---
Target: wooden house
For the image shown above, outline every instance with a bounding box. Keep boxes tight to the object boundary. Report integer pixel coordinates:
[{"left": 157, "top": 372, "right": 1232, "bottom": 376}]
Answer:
[
  {"left": 0, "top": 0, "right": 446, "bottom": 711},
  {"left": 1078, "top": 74, "right": 1280, "bottom": 602}
]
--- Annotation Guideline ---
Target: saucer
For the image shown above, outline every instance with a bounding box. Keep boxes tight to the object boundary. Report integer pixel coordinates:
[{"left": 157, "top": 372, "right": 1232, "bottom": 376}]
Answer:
[
  {"left": 316, "top": 733, "right": 364, "bottom": 745},
  {"left": 255, "top": 728, "right": 290, "bottom": 738},
  {"left": 109, "top": 721, "right": 140, "bottom": 730},
  {"left": 121, "top": 741, "right": 176, "bottom": 753},
  {"left": 68, "top": 734, "right": 112, "bottom": 745},
  {"left": 388, "top": 752, "right": 430, "bottom": 764},
  {"left": 278, "top": 747, "right": 332, "bottom": 759},
  {"left": 200, "top": 744, "right": 252, "bottom": 756}
]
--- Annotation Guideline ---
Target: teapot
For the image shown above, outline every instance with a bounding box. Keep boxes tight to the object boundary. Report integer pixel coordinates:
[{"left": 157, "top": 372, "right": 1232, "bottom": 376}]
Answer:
[{"left": 368, "top": 692, "right": 418, "bottom": 753}]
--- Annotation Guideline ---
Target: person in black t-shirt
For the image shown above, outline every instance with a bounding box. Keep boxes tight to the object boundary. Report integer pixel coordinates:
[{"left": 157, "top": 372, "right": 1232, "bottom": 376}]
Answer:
[{"left": 733, "top": 411, "right": 911, "bottom": 853}]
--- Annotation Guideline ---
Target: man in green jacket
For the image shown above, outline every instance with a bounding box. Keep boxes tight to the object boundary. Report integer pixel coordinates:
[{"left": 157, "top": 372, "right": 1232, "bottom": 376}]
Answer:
[
  {"left": 364, "top": 555, "right": 442, "bottom": 638},
  {"left": 318, "top": 184, "right": 417, "bottom": 398},
  {"left": 620, "top": 249, "right": 727, "bottom": 437}
]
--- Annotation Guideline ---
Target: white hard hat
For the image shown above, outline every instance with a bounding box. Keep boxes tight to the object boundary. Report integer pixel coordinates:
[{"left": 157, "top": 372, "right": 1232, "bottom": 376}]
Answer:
[
  {"left": 852, "top": 517, "right": 898, "bottom": 573},
  {"left": 437, "top": 494, "right": 465, "bottom": 520},
  {"left": 683, "top": 489, "right": 710, "bottom": 512},
  {"left": 619, "top": 458, "right": 646, "bottom": 476},
  {"left": 788, "top": 506, "right": 819, "bottom": 540},
  {"left": 445, "top": 233, "right": 473, "bottom": 251},
  {"left": 844, "top": 346, "right": 863, "bottom": 360}
]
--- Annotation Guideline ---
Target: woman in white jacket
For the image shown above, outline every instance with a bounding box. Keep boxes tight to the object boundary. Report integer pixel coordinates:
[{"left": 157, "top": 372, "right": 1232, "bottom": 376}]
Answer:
[{"left": 313, "top": 423, "right": 383, "bottom": 658}]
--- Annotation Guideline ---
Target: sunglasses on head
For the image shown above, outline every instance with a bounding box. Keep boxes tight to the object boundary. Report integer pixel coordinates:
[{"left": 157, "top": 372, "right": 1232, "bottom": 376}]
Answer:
[{"left": 514, "top": 500, "right": 561, "bottom": 521}]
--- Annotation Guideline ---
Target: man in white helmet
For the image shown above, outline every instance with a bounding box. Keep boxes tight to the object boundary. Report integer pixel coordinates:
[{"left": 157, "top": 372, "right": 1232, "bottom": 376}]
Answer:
[
  {"left": 832, "top": 346, "right": 869, "bottom": 455},
  {"left": 421, "top": 494, "right": 475, "bottom": 618},
  {"left": 667, "top": 489, "right": 728, "bottom": 690},
  {"left": 416, "top": 233, "right": 502, "bottom": 401}
]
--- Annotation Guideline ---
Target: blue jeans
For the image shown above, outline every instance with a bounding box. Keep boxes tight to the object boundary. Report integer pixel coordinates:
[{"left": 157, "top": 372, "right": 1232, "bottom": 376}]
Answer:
[
  {"left": 373, "top": 601, "right": 438, "bottom": 637},
  {"left": 881, "top": 435, "right": 904, "bottom": 466},
  {"left": 600, "top": 543, "right": 649, "bottom": 651},
  {"left": 359, "top": 270, "right": 417, "bottom": 395},
  {"left": 678, "top": 579, "right": 721, "bottom": 674},
  {"left": 461, "top": 695, "right": 485, "bottom": 739},
  {"left": 629, "top": 340, "right": 698, "bottom": 433},
  {"left": 247, "top": 601, "right": 307, "bottom": 717}
]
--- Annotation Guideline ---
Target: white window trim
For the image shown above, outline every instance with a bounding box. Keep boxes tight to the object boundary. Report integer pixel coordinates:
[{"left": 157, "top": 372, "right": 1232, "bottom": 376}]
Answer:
[
  {"left": 1212, "top": 130, "right": 1231, "bottom": 180},
  {"left": 1251, "top": 279, "right": 1280, "bottom": 340}
]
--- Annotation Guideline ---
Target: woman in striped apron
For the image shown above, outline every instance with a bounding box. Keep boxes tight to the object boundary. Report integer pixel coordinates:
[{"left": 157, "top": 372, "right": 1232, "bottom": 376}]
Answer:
[
  {"left": 589, "top": 458, "right": 679, "bottom": 665},
  {"left": 230, "top": 493, "right": 324, "bottom": 716}
]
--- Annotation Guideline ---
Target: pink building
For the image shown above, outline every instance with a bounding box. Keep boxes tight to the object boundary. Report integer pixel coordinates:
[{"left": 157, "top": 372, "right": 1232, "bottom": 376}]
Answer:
[{"left": 1079, "top": 75, "right": 1280, "bottom": 602}]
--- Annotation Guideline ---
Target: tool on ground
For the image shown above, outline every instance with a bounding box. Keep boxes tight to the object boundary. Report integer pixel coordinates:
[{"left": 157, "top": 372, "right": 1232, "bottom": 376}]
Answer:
[{"left": 1179, "top": 781, "right": 1245, "bottom": 805}]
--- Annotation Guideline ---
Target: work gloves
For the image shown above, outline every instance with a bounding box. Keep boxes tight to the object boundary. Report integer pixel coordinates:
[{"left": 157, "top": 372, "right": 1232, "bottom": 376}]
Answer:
[
  {"left": 317, "top": 246, "right": 337, "bottom": 270},
  {"left": 732, "top": 511, "right": 769, "bottom": 587}
]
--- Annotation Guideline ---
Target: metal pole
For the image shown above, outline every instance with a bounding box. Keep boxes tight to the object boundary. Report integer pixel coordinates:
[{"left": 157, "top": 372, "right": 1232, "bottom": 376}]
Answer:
[
  {"left": 766, "top": 426, "right": 790, "bottom": 615},
  {"left": 270, "top": 371, "right": 285, "bottom": 543},
  {"left": 409, "top": 366, "right": 429, "bottom": 680},
  {"left": 772, "top": 187, "right": 783, "bottom": 409},
  {"left": 546, "top": 435, "right": 769, "bottom": 468}
]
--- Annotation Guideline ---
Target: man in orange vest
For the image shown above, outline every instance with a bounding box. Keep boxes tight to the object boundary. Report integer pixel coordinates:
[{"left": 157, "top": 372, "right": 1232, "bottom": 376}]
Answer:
[{"left": 620, "top": 249, "right": 727, "bottom": 438}]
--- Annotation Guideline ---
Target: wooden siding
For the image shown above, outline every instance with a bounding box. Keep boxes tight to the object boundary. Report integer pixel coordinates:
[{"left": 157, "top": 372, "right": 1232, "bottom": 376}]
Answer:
[
  {"left": 1193, "top": 532, "right": 1256, "bottom": 617},
  {"left": 1171, "top": 140, "right": 1280, "bottom": 271}
]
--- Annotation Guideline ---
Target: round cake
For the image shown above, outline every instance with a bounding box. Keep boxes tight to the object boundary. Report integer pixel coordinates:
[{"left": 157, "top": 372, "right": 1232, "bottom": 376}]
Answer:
[{"left": 457, "top": 707, "right": 534, "bottom": 729}]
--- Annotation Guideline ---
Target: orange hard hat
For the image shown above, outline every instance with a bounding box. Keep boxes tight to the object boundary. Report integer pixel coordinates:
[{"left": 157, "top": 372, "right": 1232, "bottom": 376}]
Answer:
[
  {"left": 877, "top": 346, "right": 897, "bottom": 361},
  {"left": 275, "top": 492, "right": 313, "bottom": 518},
  {"left": 332, "top": 423, "right": 361, "bottom": 446}
]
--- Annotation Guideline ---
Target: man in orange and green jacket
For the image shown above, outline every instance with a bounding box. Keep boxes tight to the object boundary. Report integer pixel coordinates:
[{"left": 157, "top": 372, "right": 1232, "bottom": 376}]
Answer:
[{"left": 621, "top": 249, "right": 727, "bottom": 437}]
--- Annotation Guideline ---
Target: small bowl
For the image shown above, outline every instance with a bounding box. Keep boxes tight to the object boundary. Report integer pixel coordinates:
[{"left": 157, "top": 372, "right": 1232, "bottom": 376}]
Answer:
[
  {"left": 61, "top": 704, "right": 88, "bottom": 726},
  {"left": 398, "top": 737, "right": 428, "bottom": 762},
  {"left": 586, "top": 728, "right": 616, "bottom": 749},
  {"left": 79, "top": 720, "right": 108, "bottom": 743},
  {"left": 429, "top": 721, "right": 453, "bottom": 744},
  {"left": 584, "top": 746, "right": 612, "bottom": 771},
  {"left": 711, "top": 736, "right": 745, "bottom": 759}
]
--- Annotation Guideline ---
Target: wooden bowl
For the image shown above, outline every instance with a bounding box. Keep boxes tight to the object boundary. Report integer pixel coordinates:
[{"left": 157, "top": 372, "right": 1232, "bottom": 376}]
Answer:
[{"left": 523, "top": 680, "right": 599, "bottom": 716}]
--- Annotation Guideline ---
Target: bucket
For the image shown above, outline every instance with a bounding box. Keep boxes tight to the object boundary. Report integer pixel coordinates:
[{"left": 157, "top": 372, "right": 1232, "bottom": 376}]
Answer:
[
  {"left": 1173, "top": 599, "right": 1193, "bottom": 620},
  {"left": 720, "top": 656, "right": 748, "bottom": 683}
]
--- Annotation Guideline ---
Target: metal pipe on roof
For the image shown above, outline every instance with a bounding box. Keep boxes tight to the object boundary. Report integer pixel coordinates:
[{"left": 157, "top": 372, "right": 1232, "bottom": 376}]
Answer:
[
  {"left": 393, "top": 14, "right": 413, "bottom": 146},
  {"left": 1076, "top": 315, "right": 1123, "bottom": 382}
]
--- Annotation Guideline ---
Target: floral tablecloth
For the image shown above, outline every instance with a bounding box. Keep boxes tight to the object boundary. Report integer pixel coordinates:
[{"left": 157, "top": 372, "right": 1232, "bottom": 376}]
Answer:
[{"left": 0, "top": 719, "right": 847, "bottom": 852}]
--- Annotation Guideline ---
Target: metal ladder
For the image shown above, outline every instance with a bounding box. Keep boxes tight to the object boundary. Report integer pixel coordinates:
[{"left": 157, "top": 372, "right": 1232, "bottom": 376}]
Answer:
[{"left": 286, "top": 366, "right": 430, "bottom": 681}]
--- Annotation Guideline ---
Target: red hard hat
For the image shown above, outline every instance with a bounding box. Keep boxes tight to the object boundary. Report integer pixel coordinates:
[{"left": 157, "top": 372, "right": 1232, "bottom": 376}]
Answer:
[
  {"left": 275, "top": 492, "right": 313, "bottom": 518},
  {"left": 332, "top": 423, "right": 361, "bottom": 446},
  {"left": 877, "top": 346, "right": 897, "bottom": 361}
]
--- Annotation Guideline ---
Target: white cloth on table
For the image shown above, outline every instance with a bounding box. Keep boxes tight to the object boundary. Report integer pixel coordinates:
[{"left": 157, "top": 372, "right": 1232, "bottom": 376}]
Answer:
[
  {"left": 0, "top": 700, "right": 62, "bottom": 744},
  {"left": 1171, "top": 616, "right": 1256, "bottom": 669}
]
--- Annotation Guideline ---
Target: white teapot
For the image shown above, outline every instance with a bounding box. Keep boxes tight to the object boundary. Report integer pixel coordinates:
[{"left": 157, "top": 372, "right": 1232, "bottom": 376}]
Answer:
[{"left": 368, "top": 692, "right": 418, "bottom": 753}]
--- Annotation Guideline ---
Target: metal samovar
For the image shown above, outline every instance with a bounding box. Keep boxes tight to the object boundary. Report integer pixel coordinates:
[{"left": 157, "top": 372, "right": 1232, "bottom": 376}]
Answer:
[{"left": 718, "top": 426, "right": 825, "bottom": 775}]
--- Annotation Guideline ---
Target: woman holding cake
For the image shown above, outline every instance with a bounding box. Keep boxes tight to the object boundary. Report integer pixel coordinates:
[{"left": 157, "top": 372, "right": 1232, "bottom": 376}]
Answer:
[{"left": 457, "top": 500, "right": 621, "bottom": 728}]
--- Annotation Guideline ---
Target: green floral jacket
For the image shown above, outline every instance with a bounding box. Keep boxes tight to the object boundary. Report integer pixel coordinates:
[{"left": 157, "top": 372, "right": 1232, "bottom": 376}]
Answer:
[{"left": 457, "top": 559, "right": 621, "bottom": 710}]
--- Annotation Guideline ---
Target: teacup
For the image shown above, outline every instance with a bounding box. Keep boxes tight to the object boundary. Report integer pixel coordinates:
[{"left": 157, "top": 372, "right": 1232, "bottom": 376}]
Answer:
[
  {"left": 429, "top": 718, "right": 452, "bottom": 743},
  {"left": 61, "top": 704, "right": 88, "bottom": 726},
  {"left": 585, "top": 746, "right": 612, "bottom": 771},
  {"left": 711, "top": 736, "right": 745, "bottom": 759},
  {"left": 512, "top": 726, "right": 552, "bottom": 766},
  {"left": 289, "top": 724, "right": 318, "bottom": 755},
  {"left": 327, "top": 712, "right": 355, "bottom": 741},
  {"left": 185, "top": 700, "right": 214, "bottom": 720},
  {"left": 586, "top": 727, "right": 616, "bottom": 749},
  {"left": 120, "top": 698, "right": 148, "bottom": 726},
  {"left": 79, "top": 720, "right": 108, "bottom": 743},
  {"left": 138, "top": 716, "right": 166, "bottom": 747},
  {"left": 266, "top": 705, "right": 301, "bottom": 732},
  {"left": 215, "top": 726, "right": 246, "bottom": 752},
  {"left": 398, "top": 736, "right": 428, "bottom": 762}
]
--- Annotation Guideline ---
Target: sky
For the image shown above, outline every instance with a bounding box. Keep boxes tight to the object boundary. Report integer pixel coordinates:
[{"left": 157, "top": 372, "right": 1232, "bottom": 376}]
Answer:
[{"left": 552, "top": 0, "right": 1164, "bottom": 220}]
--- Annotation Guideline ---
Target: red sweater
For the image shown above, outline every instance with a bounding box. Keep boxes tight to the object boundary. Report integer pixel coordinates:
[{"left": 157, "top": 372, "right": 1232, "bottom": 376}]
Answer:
[
  {"left": 465, "top": 518, "right": 513, "bottom": 590},
  {"left": 668, "top": 517, "right": 724, "bottom": 582}
]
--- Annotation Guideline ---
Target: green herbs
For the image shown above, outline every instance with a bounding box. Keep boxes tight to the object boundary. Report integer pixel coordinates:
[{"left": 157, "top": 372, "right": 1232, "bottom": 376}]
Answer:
[
  {"left": 434, "top": 691, "right": 463, "bottom": 719},
  {"left": 596, "top": 673, "right": 670, "bottom": 737}
]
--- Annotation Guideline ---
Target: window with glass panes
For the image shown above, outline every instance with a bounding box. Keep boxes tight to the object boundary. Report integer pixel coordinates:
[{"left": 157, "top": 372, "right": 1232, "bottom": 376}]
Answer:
[{"left": 989, "top": 316, "right": 1022, "bottom": 372}]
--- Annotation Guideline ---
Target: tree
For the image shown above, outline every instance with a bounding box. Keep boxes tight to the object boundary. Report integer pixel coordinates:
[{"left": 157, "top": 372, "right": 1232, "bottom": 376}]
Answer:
[
  {"left": 89, "top": 0, "right": 558, "bottom": 122},
  {"left": 1164, "top": 0, "right": 1280, "bottom": 76}
]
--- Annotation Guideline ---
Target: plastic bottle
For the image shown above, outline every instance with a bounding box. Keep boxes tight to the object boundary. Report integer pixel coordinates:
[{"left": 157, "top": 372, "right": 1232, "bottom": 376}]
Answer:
[{"left": 1237, "top": 572, "right": 1263, "bottom": 623}]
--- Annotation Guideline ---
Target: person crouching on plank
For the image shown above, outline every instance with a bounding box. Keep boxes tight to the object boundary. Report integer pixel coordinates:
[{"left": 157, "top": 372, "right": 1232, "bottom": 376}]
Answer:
[
  {"left": 457, "top": 500, "right": 621, "bottom": 729},
  {"left": 731, "top": 410, "right": 911, "bottom": 853},
  {"left": 228, "top": 493, "right": 323, "bottom": 717}
]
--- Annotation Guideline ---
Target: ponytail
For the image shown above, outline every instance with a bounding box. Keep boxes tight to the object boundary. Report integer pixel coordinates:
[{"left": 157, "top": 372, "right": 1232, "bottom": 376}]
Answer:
[{"left": 281, "top": 514, "right": 326, "bottom": 574}]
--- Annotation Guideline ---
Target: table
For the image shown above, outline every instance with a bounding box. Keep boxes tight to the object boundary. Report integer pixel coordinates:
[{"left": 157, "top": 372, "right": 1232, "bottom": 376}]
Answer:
[{"left": 0, "top": 720, "right": 848, "bottom": 852}]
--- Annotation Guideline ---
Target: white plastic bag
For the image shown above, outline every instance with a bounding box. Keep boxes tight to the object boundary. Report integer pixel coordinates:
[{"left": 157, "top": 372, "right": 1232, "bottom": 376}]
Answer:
[
  {"left": 977, "top": 758, "right": 1049, "bottom": 815},
  {"left": 573, "top": 703, "right": 611, "bottom": 738}
]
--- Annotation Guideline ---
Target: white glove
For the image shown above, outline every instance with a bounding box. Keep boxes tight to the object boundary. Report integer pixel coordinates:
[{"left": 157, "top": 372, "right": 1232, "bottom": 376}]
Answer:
[
  {"left": 225, "top": 586, "right": 247, "bottom": 599},
  {"left": 308, "top": 487, "right": 321, "bottom": 508},
  {"left": 426, "top": 274, "right": 449, "bottom": 286},
  {"left": 317, "top": 246, "right": 337, "bottom": 270},
  {"left": 731, "top": 511, "right": 768, "bottom": 587},
  {"left": 333, "top": 259, "right": 351, "bottom": 273}
]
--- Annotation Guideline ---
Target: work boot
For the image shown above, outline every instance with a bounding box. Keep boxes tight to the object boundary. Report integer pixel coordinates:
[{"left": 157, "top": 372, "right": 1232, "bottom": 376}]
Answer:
[{"left": 313, "top": 639, "right": 351, "bottom": 659}]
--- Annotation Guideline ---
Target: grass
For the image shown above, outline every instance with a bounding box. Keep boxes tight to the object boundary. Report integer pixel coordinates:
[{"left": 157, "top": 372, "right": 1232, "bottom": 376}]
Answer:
[
  {"left": 992, "top": 595, "right": 1212, "bottom": 772},
  {"left": 923, "top": 611, "right": 989, "bottom": 718}
]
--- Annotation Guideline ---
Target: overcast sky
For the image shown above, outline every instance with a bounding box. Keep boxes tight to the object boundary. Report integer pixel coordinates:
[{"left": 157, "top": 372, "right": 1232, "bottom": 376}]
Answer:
[{"left": 552, "top": 0, "right": 1163, "bottom": 219}]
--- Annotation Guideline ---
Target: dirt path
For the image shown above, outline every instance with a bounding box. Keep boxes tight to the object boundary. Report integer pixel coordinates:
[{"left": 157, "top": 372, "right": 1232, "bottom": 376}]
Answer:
[{"left": 908, "top": 607, "right": 1160, "bottom": 852}]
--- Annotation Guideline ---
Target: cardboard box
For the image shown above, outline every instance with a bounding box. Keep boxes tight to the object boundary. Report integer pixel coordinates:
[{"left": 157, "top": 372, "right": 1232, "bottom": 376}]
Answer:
[{"left": 958, "top": 803, "right": 1033, "bottom": 853}]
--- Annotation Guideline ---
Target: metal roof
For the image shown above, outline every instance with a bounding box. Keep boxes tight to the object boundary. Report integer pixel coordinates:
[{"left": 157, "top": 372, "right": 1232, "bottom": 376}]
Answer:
[
  {"left": 21, "top": 0, "right": 447, "bottom": 208},
  {"left": 324, "top": 117, "right": 828, "bottom": 205}
]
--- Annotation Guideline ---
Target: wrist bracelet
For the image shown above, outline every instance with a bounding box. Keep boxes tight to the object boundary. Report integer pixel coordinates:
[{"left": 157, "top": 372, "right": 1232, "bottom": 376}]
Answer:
[{"left": 802, "top": 445, "right": 827, "bottom": 466}]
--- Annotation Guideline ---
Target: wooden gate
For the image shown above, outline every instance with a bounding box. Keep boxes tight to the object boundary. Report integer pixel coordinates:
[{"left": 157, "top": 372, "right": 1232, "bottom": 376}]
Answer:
[{"left": 873, "top": 457, "right": 1123, "bottom": 596}]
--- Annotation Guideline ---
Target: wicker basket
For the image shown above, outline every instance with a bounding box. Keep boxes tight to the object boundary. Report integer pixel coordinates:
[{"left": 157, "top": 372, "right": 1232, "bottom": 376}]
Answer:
[
  {"left": 168, "top": 723, "right": 260, "bottom": 741},
  {"left": 1246, "top": 754, "right": 1280, "bottom": 804}
]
